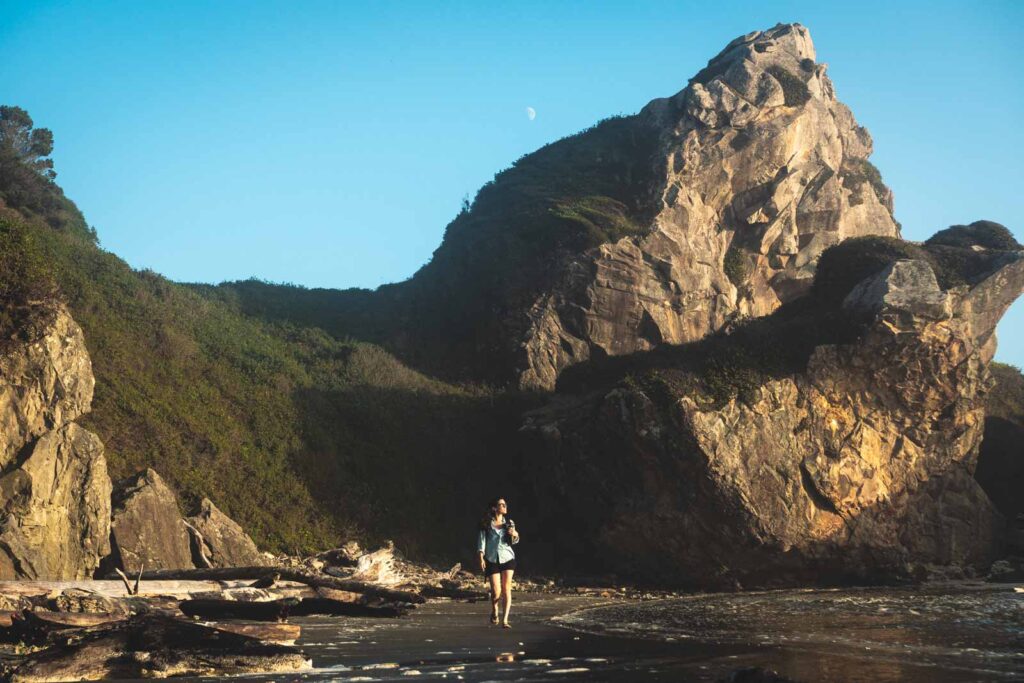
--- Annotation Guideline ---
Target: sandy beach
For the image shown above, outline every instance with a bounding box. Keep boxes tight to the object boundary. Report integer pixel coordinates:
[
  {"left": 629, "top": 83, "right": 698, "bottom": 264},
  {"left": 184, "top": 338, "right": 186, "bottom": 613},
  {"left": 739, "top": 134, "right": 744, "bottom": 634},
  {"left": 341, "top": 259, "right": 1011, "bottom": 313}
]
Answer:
[{"left": 270, "top": 591, "right": 1015, "bottom": 682}]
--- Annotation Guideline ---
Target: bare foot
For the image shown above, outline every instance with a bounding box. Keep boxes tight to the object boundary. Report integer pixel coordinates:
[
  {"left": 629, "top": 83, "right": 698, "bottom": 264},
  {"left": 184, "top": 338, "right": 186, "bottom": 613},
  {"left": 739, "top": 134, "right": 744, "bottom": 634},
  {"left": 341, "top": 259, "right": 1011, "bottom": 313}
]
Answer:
[
  {"left": 501, "top": 621, "right": 511, "bottom": 629},
  {"left": 490, "top": 613, "right": 498, "bottom": 625}
]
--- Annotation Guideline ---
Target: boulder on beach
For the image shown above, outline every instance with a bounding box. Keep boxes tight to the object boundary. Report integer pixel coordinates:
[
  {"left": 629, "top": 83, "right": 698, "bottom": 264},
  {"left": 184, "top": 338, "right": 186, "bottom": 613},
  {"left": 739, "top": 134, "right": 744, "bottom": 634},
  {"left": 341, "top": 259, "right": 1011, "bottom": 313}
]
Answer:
[
  {"left": 107, "top": 468, "right": 193, "bottom": 573},
  {"left": 186, "top": 498, "right": 266, "bottom": 568}
]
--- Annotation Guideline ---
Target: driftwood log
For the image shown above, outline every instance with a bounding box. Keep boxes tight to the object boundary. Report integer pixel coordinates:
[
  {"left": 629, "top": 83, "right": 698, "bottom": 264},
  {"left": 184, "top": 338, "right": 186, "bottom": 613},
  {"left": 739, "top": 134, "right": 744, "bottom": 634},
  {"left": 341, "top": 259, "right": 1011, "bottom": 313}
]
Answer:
[
  {"left": 179, "top": 597, "right": 298, "bottom": 622},
  {"left": 205, "top": 621, "right": 300, "bottom": 645},
  {"left": 2, "top": 613, "right": 310, "bottom": 681},
  {"left": 122, "top": 566, "right": 425, "bottom": 604},
  {"left": 1, "top": 609, "right": 128, "bottom": 647}
]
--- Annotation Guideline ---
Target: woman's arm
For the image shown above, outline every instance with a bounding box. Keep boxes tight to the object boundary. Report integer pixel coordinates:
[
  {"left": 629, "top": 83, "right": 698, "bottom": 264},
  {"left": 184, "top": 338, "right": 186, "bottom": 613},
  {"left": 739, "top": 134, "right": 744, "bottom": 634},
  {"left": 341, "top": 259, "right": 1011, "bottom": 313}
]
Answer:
[{"left": 477, "top": 529, "right": 487, "bottom": 570}]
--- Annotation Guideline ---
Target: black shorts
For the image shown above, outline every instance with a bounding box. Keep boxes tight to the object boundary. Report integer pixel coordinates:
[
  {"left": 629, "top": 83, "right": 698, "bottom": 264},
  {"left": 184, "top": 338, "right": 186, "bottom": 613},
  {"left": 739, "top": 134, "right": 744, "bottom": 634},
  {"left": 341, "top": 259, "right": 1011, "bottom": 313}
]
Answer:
[{"left": 484, "top": 559, "right": 516, "bottom": 576}]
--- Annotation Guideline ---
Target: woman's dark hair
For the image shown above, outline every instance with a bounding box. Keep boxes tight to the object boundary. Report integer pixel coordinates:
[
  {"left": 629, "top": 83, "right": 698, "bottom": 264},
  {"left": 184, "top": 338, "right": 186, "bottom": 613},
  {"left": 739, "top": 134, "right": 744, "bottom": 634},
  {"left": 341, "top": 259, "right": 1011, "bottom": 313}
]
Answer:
[{"left": 479, "top": 497, "right": 503, "bottom": 530}]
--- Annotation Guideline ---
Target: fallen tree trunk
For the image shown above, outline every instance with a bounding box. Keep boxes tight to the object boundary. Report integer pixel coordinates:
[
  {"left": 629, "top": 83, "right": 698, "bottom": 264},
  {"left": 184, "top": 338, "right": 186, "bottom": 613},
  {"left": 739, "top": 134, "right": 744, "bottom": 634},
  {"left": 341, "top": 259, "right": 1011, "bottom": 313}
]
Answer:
[
  {"left": 205, "top": 621, "right": 301, "bottom": 645},
  {"left": 3, "top": 613, "right": 311, "bottom": 681},
  {"left": 1, "top": 609, "right": 128, "bottom": 647},
  {"left": 121, "top": 566, "right": 425, "bottom": 604},
  {"left": 179, "top": 598, "right": 298, "bottom": 622}
]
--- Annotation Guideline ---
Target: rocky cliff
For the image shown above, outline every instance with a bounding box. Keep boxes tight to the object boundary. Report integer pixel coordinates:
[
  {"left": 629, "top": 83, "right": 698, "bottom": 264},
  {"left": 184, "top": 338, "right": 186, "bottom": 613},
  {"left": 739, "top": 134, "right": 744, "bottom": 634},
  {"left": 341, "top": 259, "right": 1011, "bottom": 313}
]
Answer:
[
  {"left": 0, "top": 304, "right": 111, "bottom": 579},
  {"left": 521, "top": 234, "right": 1024, "bottom": 586},
  {"left": 518, "top": 24, "right": 898, "bottom": 389},
  {"left": 371, "top": 23, "right": 898, "bottom": 389}
]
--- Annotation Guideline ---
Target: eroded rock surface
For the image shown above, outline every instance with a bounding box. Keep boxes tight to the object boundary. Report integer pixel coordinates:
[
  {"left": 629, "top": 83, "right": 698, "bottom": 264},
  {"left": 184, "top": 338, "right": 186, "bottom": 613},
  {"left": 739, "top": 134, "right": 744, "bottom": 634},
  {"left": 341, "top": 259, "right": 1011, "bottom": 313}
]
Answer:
[
  {"left": 523, "top": 249, "right": 1024, "bottom": 586},
  {"left": 0, "top": 304, "right": 113, "bottom": 580},
  {"left": 518, "top": 24, "right": 898, "bottom": 389},
  {"left": 186, "top": 498, "right": 265, "bottom": 568},
  {"left": 0, "top": 305, "right": 94, "bottom": 469},
  {"left": 108, "top": 468, "right": 193, "bottom": 572},
  {"left": 0, "top": 423, "right": 111, "bottom": 580}
]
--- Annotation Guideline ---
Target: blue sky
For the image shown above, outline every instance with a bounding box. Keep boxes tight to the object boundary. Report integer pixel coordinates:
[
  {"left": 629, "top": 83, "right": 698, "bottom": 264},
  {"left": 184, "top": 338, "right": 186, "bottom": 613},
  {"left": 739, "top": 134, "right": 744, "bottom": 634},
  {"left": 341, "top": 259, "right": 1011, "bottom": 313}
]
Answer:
[{"left": 2, "top": 1, "right": 1022, "bottom": 366}]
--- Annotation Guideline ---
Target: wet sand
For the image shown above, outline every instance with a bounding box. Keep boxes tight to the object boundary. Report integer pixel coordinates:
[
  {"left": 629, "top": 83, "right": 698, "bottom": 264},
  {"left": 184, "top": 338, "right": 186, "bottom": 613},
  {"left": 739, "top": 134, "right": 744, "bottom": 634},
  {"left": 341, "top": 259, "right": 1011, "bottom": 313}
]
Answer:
[{"left": 280, "top": 592, "right": 1015, "bottom": 682}]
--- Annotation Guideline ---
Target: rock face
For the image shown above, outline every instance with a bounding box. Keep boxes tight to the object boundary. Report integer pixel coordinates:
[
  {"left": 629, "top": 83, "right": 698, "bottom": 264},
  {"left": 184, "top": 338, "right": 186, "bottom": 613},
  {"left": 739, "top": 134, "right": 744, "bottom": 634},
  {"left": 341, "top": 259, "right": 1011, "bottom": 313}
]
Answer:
[
  {"left": 108, "top": 468, "right": 193, "bottom": 572},
  {"left": 516, "top": 24, "right": 898, "bottom": 389},
  {"left": 348, "top": 24, "right": 898, "bottom": 390},
  {"left": 0, "top": 306, "right": 94, "bottom": 469},
  {"left": 523, "top": 248, "right": 1024, "bottom": 586},
  {"left": 186, "top": 498, "right": 265, "bottom": 568},
  {"left": 0, "top": 305, "right": 112, "bottom": 579}
]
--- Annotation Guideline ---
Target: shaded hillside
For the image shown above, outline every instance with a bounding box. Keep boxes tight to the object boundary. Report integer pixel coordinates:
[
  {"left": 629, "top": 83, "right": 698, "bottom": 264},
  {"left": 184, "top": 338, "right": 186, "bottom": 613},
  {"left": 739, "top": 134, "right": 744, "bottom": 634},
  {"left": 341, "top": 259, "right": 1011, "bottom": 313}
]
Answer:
[
  {"left": 202, "top": 24, "right": 901, "bottom": 392},
  {"left": 200, "top": 113, "right": 663, "bottom": 382},
  {"left": 0, "top": 109, "right": 538, "bottom": 558}
]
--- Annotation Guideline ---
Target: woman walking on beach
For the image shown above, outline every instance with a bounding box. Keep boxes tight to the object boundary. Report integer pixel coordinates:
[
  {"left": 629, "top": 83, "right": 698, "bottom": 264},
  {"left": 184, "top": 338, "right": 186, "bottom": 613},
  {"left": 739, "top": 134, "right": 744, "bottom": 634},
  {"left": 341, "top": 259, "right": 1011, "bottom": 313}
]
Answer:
[{"left": 477, "top": 497, "right": 519, "bottom": 628}]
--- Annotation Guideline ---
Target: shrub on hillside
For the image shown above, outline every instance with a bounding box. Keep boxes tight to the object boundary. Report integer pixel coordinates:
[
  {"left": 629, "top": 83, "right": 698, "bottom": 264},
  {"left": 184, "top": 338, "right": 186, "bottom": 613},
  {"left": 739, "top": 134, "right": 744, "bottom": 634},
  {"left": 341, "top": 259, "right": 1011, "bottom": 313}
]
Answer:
[
  {"left": 765, "top": 66, "right": 810, "bottom": 107},
  {"left": 813, "top": 236, "right": 925, "bottom": 304},
  {"left": 841, "top": 158, "right": 889, "bottom": 207},
  {"left": 0, "top": 217, "right": 58, "bottom": 343},
  {"left": 925, "top": 220, "right": 1021, "bottom": 251}
]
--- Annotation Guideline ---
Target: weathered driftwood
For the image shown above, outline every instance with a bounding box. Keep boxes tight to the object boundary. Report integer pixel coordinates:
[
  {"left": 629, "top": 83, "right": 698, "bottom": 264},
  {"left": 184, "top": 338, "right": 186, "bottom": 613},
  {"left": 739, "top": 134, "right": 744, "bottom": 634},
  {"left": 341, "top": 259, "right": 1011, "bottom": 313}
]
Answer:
[
  {"left": 0, "top": 579, "right": 291, "bottom": 599},
  {"left": 4, "top": 613, "right": 311, "bottom": 682},
  {"left": 1, "top": 609, "right": 128, "bottom": 648},
  {"left": 290, "top": 597, "right": 409, "bottom": 618},
  {"left": 204, "top": 621, "right": 301, "bottom": 646},
  {"left": 182, "top": 519, "right": 214, "bottom": 568},
  {"left": 179, "top": 597, "right": 299, "bottom": 622},
  {"left": 127, "top": 566, "right": 425, "bottom": 603}
]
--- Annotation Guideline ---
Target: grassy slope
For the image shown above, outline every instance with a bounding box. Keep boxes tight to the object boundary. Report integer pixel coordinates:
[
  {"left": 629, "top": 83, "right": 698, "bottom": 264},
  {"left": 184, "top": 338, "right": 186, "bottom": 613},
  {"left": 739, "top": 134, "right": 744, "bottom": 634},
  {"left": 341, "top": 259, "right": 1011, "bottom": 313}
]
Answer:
[{"left": 2, "top": 195, "right": 535, "bottom": 558}]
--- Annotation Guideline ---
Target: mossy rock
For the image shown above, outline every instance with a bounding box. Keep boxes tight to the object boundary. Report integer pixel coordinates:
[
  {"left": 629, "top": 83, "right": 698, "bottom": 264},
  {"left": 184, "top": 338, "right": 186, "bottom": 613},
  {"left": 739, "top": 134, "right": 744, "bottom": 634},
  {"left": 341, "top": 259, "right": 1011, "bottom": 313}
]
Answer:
[{"left": 765, "top": 66, "right": 810, "bottom": 107}]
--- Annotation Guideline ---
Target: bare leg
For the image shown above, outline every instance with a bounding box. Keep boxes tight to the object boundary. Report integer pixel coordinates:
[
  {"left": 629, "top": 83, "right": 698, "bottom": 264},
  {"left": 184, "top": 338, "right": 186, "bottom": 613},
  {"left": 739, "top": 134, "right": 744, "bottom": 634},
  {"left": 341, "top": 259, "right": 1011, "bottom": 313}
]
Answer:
[
  {"left": 500, "top": 569, "right": 514, "bottom": 627},
  {"left": 488, "top": 572, "right": 501, "bottom": 623}
]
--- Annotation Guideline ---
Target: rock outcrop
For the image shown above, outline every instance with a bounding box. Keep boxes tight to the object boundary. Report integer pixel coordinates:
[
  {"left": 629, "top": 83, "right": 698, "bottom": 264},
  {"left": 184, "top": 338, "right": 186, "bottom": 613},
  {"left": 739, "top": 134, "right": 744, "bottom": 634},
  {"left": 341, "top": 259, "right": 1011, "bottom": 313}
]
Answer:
[
  {"left": 108, "top": 469, "right": 193, "bottom": 573},
  {"left": 0, "top": 305, "right": 94, "bottom": 469},
  {"left": 0, "top": 304, "right": 111, "bottom": 579},
  {"left": 518, "top": 24, "right": 898, "bottom": 389},
  {"left": 522, "top": 243, "right": 1024, "bottom": 586},
  {"left": 186, "top": 499, "right": 265, "bottom": 568}
]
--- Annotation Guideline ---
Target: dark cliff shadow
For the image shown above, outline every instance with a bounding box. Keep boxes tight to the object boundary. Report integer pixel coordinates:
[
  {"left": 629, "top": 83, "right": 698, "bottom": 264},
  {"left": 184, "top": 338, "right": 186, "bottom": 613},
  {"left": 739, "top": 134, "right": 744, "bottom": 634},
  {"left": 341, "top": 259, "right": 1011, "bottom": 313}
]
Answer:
[
  {"left": 976, "top": 416, "right": 1024, "bottom": 520},
  {"left": 288, "top": 383, "right": 545, "bottom": 566}
]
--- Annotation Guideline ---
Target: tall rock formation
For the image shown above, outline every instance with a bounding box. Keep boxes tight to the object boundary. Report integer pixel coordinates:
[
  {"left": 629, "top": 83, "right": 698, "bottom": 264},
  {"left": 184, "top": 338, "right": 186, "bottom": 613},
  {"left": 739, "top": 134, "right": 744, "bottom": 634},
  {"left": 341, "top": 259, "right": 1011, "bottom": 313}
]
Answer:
[
  {"left": 0, "top": 304, "right": 112, "bottom": 579},
  {"left": 518, "top": 24, "right": 898, "bottom": 389},
  {"left": 375, "top": 23, "right": 898, "bottom": 389},
  {"left": 522, "top": 238, "right": 1024, "bottom": 586}
]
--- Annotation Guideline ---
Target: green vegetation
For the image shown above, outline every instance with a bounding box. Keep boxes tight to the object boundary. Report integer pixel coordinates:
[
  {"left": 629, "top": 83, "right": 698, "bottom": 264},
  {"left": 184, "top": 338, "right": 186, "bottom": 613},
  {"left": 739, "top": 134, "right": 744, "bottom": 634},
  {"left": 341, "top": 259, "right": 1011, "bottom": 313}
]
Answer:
[
  {"left": 926, "top": 220, "right": 1021, "bottom": 250},
  {"left": 0, "top": 216, "right": 58, "bottom": 346},
  {"left": 550, "top": 195, "right": 644, "bottom": 245},
  {"left": 812, "top": 232, "right": 1020, "bottom": 305},
  {"left": 723, "top": 244, "right": 750, "bottom": 287},
  {"left": 765, "top": 66, "right": 811, "bottom": 107},
  {"left": 0, "top": 107, "right": 93, "bottom": 240},
  {"left": 0, "top": 108, "right": 542, "bottom": 558},
  {"left": 812, "top": 236, "right": 925, "bottom": 304},
  {"left": 841, "top": 158, "right": 890, "bottom": 207}
]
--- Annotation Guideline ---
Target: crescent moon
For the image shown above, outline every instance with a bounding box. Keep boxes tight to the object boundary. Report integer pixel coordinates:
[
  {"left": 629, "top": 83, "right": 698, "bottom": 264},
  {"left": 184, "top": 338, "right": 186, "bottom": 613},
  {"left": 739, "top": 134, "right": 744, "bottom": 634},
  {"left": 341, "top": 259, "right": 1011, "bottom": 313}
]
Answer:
[{"left": 526, "top": 107, "right": 536, "bottom": 121}]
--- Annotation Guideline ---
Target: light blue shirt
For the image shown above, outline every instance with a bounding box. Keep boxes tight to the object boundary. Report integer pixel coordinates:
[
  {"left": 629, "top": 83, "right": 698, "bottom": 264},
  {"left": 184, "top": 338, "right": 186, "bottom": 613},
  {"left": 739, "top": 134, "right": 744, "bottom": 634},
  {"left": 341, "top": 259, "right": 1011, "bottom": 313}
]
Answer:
[{"left": 477, "top": 522, "right": 516, "bottom": 563}]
